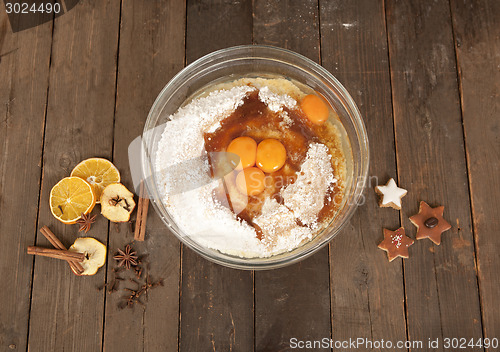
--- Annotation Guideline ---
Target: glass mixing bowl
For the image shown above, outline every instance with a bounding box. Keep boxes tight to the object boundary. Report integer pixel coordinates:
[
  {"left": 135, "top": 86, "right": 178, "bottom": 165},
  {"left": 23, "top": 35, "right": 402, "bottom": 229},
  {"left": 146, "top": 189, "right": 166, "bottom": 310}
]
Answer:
[{"left": 141, "top": 45, "right": 369, "bottom": 270}]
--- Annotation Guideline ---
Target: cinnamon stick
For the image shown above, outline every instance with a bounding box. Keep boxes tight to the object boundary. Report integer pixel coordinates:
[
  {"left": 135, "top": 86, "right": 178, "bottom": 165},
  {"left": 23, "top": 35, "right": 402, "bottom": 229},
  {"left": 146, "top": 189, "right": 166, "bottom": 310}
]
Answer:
[
  {"left": 134, "top": 181, "right": 149, "bottom": 242},
  {"left": 39, "top": 226, "right": 84, "bottom": 275},
  {"left": 27, "top": 246, "right": 85, "bottom": 262}
]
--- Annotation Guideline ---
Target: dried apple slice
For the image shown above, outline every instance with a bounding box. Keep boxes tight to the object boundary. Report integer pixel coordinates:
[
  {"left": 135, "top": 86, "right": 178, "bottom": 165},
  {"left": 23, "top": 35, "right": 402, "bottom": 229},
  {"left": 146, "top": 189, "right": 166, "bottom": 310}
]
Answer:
[
  {"left": 68, "top": 237, "right": 106, "bottom": 276},
  {"left": 100, "top": 183, "right": 136, "bottom": 222}
]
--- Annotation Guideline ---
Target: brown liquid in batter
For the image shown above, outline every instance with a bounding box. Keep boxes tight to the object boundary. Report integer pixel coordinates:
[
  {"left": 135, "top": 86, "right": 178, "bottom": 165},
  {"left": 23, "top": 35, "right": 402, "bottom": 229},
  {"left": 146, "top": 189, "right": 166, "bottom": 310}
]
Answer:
[{"left": 204, "top": 90, "right": 343, "bottom": 238}]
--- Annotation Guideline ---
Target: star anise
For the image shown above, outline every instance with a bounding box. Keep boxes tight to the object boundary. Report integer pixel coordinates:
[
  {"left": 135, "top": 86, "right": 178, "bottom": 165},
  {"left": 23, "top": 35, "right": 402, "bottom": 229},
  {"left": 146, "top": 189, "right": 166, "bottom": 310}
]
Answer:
[
  {"left": 76, "top": 212, "right": 97, "bottom": 233},
  {"left": 113, "top": 244, "right": 138, "bottom": 269}
]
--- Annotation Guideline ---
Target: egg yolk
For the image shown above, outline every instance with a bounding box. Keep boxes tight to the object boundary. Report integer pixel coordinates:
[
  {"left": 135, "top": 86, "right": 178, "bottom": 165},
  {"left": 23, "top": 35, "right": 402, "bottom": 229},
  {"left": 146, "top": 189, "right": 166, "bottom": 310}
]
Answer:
[
  {"left": 256, "top": 139, "right": 287, "bottom": 173},
  {"left": 235, "top": 167, "right": 266, "bottom": 196},
  {"left": 226, "top": 136, "right": 257, "bottom": 169},
  {"left": 300, "top": 94, "right": 329, "bottom": 125}
]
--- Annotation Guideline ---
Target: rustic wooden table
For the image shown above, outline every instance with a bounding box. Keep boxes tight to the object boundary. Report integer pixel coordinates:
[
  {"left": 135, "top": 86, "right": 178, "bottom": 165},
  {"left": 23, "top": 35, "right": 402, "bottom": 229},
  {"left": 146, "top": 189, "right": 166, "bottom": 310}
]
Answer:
[{"left": 1, "top": 0, "right": 499, "bottom": 351}]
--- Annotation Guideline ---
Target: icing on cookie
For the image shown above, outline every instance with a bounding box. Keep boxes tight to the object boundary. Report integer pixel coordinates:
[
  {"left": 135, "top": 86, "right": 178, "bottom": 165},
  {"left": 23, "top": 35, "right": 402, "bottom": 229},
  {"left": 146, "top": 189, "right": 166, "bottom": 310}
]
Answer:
[{"left": 375, "top": 178, "right": 407, "bottom": 210}]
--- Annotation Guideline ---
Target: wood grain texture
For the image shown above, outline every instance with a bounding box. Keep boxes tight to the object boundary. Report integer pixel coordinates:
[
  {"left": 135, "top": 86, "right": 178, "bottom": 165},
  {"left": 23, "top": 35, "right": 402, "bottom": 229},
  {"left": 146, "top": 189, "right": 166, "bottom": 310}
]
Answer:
[
  {"left": 252, "top": 1, "right": 331, "bottom": 351},
  {"left": 0, "top": 11, "right": 52, "bottom": 352},
  {"left": 27, "top": 0, "right": 121, "bottom": 350},
  {"left": 179, "top": 1, "right": 254, "bottom": 351},
  {"left": 3, "top": 1, "right": 498, "bottom": 350},
  {"left": 386, "top": 0, "right": 483, "bottom": 346},
  {"left": 186, "top": 0, "right": 253, "bottom": 62},
  {"left": 102, "top": 0, "right": 185, "bottom": 351},
  {"left": 449, "top": 0, "right": 500, "bottom": 341},
  {"left": 254, "top": 252, "right": 331, "bottom": 352},
  {"left": 320, "top": 0, "right": 407, "bottom": 348},
  {"left": 253, "top": 0, "right": 320, "bottom": 61}
]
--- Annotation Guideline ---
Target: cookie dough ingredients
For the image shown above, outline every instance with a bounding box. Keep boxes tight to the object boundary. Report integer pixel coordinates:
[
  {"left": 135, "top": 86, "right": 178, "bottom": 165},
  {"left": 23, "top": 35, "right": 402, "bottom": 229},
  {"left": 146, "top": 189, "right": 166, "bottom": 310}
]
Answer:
[
  {"left": 100, "top": 183, "right": 136, "bottom": 222},
  {"left": 71, "top": 158, "right": 120, "bottom": 202},
  {"left": 300, "top": 94, "right": 329, "bottom": 125},
  {"left": 50, "top": 177, "right": 96, "bottom": 224},
  {"left": 69, "top": 237, "right": 107, "bottom": 276},
  {"left": 156, "top": 79, "right": 347, "bottom": 258},
  {"left": 227, "top": 136, "right": 257, "bottom": 169},
  {"left": 256, "top": 138, "right": 287, "bottom": 173},
  {"left": 409, "top": 201, "right": 451, "bottom": 245},
  {"left": 378, "top": 227, "right": 414, "bottom": 262},
  {"left": 375, "top": 178, "right": 407, "bottom": 210}
]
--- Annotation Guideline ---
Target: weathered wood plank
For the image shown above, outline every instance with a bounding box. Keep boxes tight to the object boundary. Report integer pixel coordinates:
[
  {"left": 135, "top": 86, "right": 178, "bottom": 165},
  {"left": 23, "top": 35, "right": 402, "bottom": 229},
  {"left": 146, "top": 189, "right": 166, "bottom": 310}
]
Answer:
[
  {"left": 450, "top": 0, "right": 500, "bottom": 341},
  {"left": 186, "top": 0, "right": 253, "bottom": 61},
  {"left": 179, "top": 1, "right": 254, "bottom": 351},
  {"left": 386, "top": 0, "right": 483, "bottom": 346},
  {"left": 27, "top": 0, "right": 121, "bottom": 350},
  {"left": 102, "top": 0, "right": 185, "bottom": 351},
  {"left": 320, "top": 0, "right": 407, "bottom": 348},
  {"left": 252, "top": 1, "right": 331, "bottom": 351},
  {"left": 0, "top": 11, "right": 53, "bottom": 352},
  {"left": 253, "top": 0, "right": 320, "bottom": 62}
]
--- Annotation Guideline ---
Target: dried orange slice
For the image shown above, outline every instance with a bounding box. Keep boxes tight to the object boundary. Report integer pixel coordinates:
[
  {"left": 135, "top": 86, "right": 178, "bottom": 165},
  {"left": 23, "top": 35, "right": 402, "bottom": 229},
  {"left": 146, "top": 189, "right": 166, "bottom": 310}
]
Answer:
[
  {"left": 50, "top": 177, "right": 96, "bottom": 224},
  {"left": 70, "top": 158, "right": 120, "bottom": 203}
]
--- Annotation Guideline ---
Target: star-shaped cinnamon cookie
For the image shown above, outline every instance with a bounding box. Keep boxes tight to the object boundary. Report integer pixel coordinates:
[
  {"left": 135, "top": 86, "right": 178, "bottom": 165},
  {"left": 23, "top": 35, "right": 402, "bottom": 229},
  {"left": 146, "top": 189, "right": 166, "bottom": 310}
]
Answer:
[
  {"left": 375, "top": 178, "right": 407, "bottom": 210},
  {"left": 409, "top": 201, "right": 451, "bottom": 245},
  {"left": 378, "top": 227, "right": 414, "bottom": 262}
]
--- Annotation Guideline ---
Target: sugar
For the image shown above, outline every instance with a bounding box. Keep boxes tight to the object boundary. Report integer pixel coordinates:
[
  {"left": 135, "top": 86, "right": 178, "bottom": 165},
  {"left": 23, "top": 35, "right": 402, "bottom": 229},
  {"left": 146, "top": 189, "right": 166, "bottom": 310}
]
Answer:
[
  {"left": 155, "top": 81, "right": 338, "bottom": 258},
  {"left": 281, "top": 143, "right": 337, "bottom": 228},
  {"left": 254, "top": 198, "right": 312, "bottom": 254},
  {"left": 155, "top": 86, "right": 265, "bottom": 257},
  {"left": 258, "top": 86, "right": 296, "bottom": 112},
  {"left": 279, "top": 111, "right": 293, "bottom": 128},
  {"left": 167, "top": 181, "right": 263, "bottom": 257}
]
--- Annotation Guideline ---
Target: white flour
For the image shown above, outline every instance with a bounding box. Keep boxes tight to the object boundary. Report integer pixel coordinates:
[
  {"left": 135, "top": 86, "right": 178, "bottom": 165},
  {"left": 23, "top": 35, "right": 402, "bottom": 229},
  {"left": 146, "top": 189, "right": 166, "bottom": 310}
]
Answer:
[
  {"left": 155, "top": 82, "right": 337, "bottom": 258},
  {"left": 258, "top": 86, "right": 297, "bottom": 112},
  {"left": 282, "top": 143, "right": 337, "bottom": 228}
]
